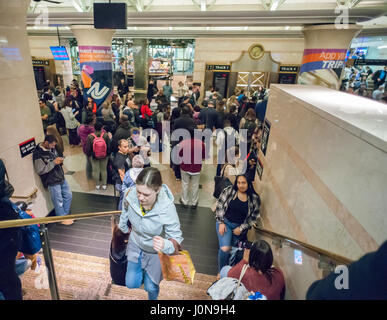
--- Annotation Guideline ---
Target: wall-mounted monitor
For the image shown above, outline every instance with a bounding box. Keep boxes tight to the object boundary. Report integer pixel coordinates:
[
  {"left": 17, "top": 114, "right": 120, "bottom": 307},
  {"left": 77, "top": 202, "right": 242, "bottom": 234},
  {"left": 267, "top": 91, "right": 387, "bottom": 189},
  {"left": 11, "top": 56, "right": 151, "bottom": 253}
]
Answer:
[
  {"left": 94, "top": 3, "right": 127, "bottom": 29},
  {"left": 50, "top": 46, "right": 70, "bottom": 60}
]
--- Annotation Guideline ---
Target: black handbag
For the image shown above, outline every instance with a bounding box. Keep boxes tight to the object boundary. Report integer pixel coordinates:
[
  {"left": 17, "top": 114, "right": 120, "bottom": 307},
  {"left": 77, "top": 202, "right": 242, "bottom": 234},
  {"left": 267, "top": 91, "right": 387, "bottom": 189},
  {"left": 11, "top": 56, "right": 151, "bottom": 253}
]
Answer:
[
  {"left": 110, "top": 213, "right": 131, "bottom": 286},
  {"left": 213, "top": 164, "right": 232, "bottom": 199},
  {"left": 109, "top": 242, "right": 128, "bottom": 286}
]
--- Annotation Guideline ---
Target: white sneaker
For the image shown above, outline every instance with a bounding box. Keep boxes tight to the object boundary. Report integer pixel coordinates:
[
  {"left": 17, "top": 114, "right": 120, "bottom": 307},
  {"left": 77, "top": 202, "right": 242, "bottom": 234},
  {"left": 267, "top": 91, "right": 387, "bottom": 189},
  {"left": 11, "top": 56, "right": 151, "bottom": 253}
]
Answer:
[
  {"left": 96, "top": 185, "right": 101, "bottom": 190},
  {"left": 102, "top": 185, "right": 107, "bottom": 190}
]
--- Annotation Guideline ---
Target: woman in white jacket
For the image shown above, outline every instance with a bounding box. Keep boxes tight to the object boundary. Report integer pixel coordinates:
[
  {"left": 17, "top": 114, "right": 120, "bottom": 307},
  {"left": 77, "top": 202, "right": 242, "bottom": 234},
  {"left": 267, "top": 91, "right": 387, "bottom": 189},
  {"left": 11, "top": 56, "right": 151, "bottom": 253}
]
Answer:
[
  {"left": 118, "top": 167, "right": 183, "bottom": 300},
  {"left": 60, "top": 102, "right": 80, "bottom": 147}
]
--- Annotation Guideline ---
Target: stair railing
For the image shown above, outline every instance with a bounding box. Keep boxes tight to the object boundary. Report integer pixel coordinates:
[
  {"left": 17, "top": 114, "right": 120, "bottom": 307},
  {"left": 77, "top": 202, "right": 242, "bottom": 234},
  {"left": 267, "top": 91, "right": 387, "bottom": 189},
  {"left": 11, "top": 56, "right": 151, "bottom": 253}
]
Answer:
[{"left": 0, "top": 211, "right": 355, "bottom": 300}]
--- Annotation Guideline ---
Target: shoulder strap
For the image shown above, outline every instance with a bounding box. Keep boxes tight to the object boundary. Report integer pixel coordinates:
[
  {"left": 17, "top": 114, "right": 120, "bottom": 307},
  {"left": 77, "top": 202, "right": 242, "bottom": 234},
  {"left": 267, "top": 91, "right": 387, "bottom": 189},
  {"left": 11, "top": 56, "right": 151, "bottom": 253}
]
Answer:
[
  {"left": 220, "top": 164, "right": 231, "bottom": 178},
  {"left": 168, "top": 238, "right": 182, "bottom": 255},
  {"left": 236, "top": 264, "right": 249, "bottom": 291}
]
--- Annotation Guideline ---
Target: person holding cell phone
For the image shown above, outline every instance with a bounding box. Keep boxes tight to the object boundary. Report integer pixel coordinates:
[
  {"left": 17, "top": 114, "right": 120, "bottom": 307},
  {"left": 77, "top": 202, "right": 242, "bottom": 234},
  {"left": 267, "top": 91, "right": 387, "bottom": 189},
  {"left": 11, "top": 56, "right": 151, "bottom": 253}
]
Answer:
[
  {"left": 33, "top": 135, "right": 73, "bottom": 225},
  {"left": 60, "top": 100, "right": 80, "bottom": 148},
  {"left": 128, "top": 128, "right": 151, "bottom": 168}
]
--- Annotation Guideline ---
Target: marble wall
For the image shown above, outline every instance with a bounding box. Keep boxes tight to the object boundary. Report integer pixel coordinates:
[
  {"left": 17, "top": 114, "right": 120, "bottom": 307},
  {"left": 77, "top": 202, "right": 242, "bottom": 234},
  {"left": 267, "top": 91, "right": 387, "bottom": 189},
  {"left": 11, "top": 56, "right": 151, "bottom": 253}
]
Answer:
[
  {"left": 253, "top": 84, "right": 387, "bottom": 298},
  {"left": 0, "top": 1, "right": 53, "bottom": 217},
  {"left": 193, "top": 37, "right": 304, "bottom": 100}
]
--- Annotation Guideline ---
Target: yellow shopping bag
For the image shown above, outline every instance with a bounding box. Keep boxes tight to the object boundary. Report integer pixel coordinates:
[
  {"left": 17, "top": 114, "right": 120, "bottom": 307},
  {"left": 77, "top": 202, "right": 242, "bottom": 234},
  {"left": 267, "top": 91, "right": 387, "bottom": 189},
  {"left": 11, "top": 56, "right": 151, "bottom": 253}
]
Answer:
[{"left": 158, "top": 250, "right": 196, "bottom": 285}]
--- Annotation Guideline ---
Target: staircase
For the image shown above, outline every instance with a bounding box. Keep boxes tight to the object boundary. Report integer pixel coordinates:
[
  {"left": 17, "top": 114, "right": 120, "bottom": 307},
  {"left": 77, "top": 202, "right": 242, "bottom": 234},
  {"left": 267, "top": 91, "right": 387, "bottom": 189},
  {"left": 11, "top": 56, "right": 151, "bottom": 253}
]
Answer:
[{"left": 21, "top": 250, "right": 216, "bottom": 300}]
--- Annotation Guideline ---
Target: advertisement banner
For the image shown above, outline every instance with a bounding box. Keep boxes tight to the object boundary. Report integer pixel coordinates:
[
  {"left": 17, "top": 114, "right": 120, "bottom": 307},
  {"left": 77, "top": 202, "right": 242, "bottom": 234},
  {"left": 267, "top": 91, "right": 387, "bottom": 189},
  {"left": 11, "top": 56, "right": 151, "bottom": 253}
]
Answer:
[
  {"left": 298, "top": 48, "right": 348, "bottom": 89},
  {"left": 79, "top": 46, "right": 112, "bottom": 107}
]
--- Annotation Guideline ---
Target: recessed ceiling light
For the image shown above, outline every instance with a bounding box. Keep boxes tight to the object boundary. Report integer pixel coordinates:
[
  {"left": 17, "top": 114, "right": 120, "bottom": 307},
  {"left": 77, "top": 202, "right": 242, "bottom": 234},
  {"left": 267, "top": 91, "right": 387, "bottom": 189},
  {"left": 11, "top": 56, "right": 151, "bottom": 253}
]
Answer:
[
  {"left": 201, "top": 0, "right": 206, "bottom": 11},
  {"left": 270, "top": 0, "right": 280, "bottom": 11}
]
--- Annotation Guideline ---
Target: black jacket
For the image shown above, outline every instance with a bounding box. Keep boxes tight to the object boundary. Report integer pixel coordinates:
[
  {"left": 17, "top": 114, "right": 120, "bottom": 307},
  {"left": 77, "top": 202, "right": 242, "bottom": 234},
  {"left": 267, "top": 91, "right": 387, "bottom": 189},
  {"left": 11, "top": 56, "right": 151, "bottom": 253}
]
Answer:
[
  {"left": 199, "top": 107, "right": 218, "bottom": 131},
  {"left": 111, "top": 121, "right": 131, "bottom": 153},
  {"left": 0, "top": 199, "right": 22, "bottom": 300},
  {"left": 33, "top": 143, "right": 65, "bottom": 188},
  {"left": 118, "top": 83, "right": 129, "bottom": 98},
  {"left": 173, "top": 115, "right": 197, "bottom": 132},
  {"left": 306, "top": 240, "right": 387, "bottom": 300}
]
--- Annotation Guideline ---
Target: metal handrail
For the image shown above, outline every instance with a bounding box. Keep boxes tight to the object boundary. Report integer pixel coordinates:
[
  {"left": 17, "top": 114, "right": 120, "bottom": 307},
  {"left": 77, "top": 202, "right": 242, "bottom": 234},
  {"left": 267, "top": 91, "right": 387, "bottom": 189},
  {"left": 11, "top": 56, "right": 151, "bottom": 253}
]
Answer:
[
  {"left": 0, "top": 208, "right": 354, "bottom": 266},
  {"left": 10, "top": 187, "right": 38, "bottom": 200},
  {"left": 0, "top": 210, "right": 121, "bottom": 229},
  {"left": 254, "top": 226, "right": 353, "bottom": 265}
]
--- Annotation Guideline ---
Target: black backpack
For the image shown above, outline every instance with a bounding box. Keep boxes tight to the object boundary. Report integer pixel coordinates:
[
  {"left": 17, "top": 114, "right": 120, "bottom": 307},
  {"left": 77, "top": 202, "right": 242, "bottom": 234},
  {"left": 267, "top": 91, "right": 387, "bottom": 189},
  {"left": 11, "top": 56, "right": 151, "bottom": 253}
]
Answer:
[{"left": 243, "top": 119, "right": 257, "bottom": 141}]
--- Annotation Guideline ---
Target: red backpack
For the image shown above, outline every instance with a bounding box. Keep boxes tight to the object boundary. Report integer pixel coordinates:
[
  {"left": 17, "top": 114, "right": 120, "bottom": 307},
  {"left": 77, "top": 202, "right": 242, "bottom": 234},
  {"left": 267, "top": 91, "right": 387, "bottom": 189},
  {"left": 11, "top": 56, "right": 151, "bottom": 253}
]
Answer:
[{"left": 91, "top": 132, "right": 107, "bottom": 159}]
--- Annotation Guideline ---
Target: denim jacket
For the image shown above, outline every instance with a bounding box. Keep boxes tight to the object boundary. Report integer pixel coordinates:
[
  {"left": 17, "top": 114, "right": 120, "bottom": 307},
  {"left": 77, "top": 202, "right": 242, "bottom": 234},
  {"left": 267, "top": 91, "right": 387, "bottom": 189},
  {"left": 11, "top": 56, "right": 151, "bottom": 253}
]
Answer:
[{"left": 118, "top": 184, "right": 183, "bottom": 255}]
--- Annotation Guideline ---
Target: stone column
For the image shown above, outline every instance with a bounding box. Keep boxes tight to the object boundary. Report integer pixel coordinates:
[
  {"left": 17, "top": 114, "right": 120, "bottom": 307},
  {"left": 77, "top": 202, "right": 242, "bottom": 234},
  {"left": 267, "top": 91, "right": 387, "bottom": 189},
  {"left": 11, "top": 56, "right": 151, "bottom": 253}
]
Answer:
[
  {"left": 71, "top": 26, "right": 115, "bottom": 107},
  {"left": 298, "top": 24, "right": 362, "bottom": 90},
  {"left": 132, "top": 39, "right": 149, "bottom": 101},
  {"left": 0, "top": 0, "right": 52, "bottom": 217}
]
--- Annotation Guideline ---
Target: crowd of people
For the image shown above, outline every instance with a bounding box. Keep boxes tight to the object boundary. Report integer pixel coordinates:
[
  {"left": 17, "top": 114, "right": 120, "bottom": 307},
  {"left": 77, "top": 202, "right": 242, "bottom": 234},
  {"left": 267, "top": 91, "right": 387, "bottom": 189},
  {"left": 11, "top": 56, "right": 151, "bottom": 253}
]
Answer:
[
  {"left": 1, "top": 76, "right": 386, "bottom": 301},
  {"left": 341, "top": 65, "right": 387, "bottom": 103},
  {"left": 31, "top": 77, "right": 276, "bottom": 299}
]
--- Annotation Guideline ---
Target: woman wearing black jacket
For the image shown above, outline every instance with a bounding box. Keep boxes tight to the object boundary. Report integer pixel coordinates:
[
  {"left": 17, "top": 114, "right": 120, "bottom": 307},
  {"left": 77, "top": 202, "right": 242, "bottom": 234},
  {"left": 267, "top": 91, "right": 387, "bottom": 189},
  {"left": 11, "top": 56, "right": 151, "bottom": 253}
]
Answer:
[{"left": 0, "top": 159, "right": 22, "bottom": 300}]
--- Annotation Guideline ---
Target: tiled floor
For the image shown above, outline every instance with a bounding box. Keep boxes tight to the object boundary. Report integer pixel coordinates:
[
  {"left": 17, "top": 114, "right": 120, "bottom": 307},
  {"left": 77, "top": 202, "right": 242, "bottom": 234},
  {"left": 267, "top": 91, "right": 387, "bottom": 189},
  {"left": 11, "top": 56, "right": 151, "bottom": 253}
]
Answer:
[{"left": 62, "top": 133, "right": 217, "bottom": 208}]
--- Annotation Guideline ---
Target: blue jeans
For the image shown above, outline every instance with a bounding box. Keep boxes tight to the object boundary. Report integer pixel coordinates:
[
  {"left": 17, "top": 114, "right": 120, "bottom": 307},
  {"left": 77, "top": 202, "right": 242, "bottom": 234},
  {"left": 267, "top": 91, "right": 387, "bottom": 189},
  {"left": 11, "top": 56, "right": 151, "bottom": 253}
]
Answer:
[
  {"left": 125, "top": 255, "right": 159, "bottom": 300},
  {"left": 15, "top": 258, "right": 29, "bottom": 276},
  {"left": 48, "top": 180, "right": 72, "bottom": 216},
  {"left": 216, "top": 218, "right": 241, "bottom": 272},
  {"left": 116, "top": 183, "right": 123, "bottom": 210},
  {"left": 220, "top": 265, "right": 232, "bottom": 279}
]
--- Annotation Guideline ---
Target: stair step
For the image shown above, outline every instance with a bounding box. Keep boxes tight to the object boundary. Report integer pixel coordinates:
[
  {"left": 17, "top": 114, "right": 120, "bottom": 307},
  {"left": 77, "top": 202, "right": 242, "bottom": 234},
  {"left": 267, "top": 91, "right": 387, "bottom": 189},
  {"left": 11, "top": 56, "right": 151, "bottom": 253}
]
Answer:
[{"left": 21, "top": 250, "right": 216, "bottom": 300}]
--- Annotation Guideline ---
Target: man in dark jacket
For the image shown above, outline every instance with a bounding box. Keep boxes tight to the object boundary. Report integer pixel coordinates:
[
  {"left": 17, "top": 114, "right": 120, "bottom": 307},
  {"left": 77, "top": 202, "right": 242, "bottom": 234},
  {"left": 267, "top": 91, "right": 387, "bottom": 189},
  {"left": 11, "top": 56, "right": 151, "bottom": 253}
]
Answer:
[
  {"left": 173, "top": 105, "right": 197, "bottom": 133},
  {"left": 0, "top": 159, "right": 22, "bottom": 300},
  {"left": 117, "top": 78, "right": 129, "bottom": 98},
  {"left": 33, "top": 135, "right": 73, "bottom": 225},
  {"left": 372, "top": 66, "right": 387, "bottom": 89},
  {"left": 198, "top": 101, "right": 218, "bottom": 131},
  {"left": 306, "top": 240, "right": 387, "bottom": 300},
  {"left": 255, "top": 94, "right": 269, "bottom": 125},
  {"left": 111, "top": 115, "right": 131, "bottom": 154},
  {"left": 147, "top": 79, "right": 158, "bottom": 103}
]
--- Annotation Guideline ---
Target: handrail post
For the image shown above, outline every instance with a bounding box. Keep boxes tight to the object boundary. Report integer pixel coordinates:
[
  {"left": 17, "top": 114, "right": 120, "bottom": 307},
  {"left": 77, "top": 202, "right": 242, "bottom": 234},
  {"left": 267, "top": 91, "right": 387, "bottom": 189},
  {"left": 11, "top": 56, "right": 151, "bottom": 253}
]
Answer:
[{"left": 40, "top": 224, "right": 60, "bottom": 300}]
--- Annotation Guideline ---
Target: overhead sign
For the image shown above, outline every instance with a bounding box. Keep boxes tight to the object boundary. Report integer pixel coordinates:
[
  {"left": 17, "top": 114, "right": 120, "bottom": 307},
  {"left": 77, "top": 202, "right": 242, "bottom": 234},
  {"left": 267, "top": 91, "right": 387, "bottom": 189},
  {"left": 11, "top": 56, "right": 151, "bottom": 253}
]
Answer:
[
  {"left": 50, "top": 46, "right": 70, "bottom": 61},
  {"left": 206, "top": 64, "right": 231, "bottom": 71},
  {"left": 32, "top": 59, "right": 49, "bottom": 66},
  {"left": 19, "top": 138, "right": 36, "bottom": 158},
  {"left": 354, "top": 59, "right": 387, "bottom": 66},
  {"left": 279, "top": 65, "right": 300, "bottom": 73}
]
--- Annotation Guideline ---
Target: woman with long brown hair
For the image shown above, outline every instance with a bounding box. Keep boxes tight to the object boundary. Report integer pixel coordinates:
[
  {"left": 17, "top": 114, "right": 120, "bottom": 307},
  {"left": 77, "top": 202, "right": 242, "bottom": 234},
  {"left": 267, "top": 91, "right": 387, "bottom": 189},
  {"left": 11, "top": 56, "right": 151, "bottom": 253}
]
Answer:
[{"left": 118, "top": 167, "right": 183, "bottom": 300}]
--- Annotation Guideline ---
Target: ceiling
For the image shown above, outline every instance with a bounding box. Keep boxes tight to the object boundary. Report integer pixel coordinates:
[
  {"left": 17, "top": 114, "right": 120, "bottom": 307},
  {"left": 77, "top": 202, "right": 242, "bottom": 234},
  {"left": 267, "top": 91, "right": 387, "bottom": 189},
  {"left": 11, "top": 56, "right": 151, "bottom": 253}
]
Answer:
[{"left": 27, "top": 0, "right": 387, "bottom": 38}]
